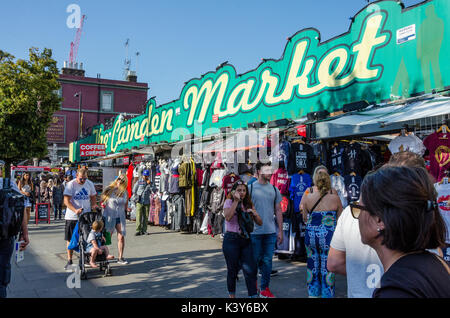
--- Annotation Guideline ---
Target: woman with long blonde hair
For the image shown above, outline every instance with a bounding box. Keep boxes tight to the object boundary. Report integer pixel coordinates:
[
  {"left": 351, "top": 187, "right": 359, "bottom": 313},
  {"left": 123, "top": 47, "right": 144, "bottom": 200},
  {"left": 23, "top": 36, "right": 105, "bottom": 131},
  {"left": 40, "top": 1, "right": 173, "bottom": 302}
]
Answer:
[{"left": 101, "top": 173, "right": 129, "bottom": 265}]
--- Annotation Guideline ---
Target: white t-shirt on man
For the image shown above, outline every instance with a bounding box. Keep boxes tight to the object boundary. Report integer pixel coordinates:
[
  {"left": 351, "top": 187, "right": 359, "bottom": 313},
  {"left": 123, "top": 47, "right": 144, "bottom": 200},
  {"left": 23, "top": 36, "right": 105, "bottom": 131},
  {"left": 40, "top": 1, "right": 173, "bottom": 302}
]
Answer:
[
  {"left": 330, "top": 206, "right": 383, "bottom": 298},
  {"left": 63, "top": 179, "right": 97, "bottom": 221}
]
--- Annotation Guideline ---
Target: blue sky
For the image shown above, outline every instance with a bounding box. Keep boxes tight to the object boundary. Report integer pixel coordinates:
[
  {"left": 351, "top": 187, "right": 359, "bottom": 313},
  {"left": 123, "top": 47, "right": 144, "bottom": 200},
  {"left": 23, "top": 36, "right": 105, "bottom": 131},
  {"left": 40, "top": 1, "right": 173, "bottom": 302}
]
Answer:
[{"left": 0, "top": 0, "right": 424, "bottom": 105}]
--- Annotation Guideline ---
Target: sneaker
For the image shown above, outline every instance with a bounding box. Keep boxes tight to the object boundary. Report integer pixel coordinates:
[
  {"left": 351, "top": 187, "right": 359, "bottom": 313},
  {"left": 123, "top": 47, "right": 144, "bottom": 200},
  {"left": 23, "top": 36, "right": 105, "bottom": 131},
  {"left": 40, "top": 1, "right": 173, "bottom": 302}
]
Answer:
[
  {"left": 117, "top": 258, "right": 129, "bottom": 265},
  {"left": 270, "top": 270, "right": 278, "bottom": 276},
  {"left": 135, "top": 232, "right": 141, "bottom": 236},
  {"left": 64, "top": 260, "right": 73, "bottom": 270},
  {"left": 260, "top": 287, "right": 275, "bottom": 298}
]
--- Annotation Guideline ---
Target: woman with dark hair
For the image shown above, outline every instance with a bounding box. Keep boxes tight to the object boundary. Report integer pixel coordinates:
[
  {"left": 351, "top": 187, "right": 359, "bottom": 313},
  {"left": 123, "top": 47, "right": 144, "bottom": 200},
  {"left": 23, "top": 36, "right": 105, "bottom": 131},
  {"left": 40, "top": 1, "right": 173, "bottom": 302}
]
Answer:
[
  {"left": 354, "top": 166, "right": 450, "bottom": 298},
  {"left": 223, "top": 180, "right": 262, "bottom": 298},
  {"left": 300, "top": 168, "right": 343, "bottom": 298}
]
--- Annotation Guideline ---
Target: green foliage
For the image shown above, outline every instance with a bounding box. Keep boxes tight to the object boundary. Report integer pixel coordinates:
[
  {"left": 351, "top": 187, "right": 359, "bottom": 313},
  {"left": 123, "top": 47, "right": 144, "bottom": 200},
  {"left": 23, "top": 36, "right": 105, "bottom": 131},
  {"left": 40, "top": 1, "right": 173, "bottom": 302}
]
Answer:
[{"left": 0, "top": 48, "right": 61, "bottom": 167}]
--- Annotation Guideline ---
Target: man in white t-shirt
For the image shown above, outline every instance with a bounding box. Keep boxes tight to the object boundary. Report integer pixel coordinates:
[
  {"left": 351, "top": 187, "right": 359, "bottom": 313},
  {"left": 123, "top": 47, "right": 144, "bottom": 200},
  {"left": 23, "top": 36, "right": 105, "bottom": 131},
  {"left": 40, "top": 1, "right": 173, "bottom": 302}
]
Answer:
[
  {"left": 63, "top": 167, "right": 98, "bottom": 270},
  {"left": 328, "top": 205, "right": 383, "bottom": 298}
]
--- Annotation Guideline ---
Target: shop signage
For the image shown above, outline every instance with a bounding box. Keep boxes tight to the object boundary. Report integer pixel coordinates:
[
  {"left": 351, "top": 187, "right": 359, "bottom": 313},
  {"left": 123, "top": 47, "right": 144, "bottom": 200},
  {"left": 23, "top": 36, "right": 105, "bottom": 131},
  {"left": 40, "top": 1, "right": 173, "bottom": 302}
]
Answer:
[
  {"left": 46, "top": 115, "right": 66, "bottom": 144},
  {"left": 80, "top": 144, "right": 106, "bottom": 157},
  {"left": 35, "top": 203, "right": 50, "bottom": 225},
  {"left": 71, "top": 0, "right": 450, "bottom": 162}
]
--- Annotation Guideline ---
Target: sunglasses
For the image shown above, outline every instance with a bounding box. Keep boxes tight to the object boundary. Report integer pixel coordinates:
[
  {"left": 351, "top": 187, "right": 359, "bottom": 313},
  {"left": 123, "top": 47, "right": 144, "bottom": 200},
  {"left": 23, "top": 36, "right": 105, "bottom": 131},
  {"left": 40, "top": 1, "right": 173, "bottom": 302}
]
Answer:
[
  {"left": 349, "top": 201, "right": 371, "bottom": 219},
  {"left": 117, "top": 178, "right": 126, "bottom": 183},
  {"left": 79, "top": 177, "right": 87, "bottom": 181}
]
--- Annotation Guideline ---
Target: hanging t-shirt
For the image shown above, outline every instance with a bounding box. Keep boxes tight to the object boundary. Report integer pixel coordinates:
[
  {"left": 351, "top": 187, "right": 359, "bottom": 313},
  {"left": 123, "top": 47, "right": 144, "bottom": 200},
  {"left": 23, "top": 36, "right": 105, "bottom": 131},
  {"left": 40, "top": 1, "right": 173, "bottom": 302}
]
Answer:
[
  {"left": 270, "top": 168, "right": 290, "bottom": 195},
  {"left": 343, "top": 143, "right": 362, "bottom": 176},
  {"left": 434, "top": 181, "right": 450, "bottom": 244},
  {"left": 423, "top": 132, "right": 450, "bottom": 182},
  {"left": 312, "top": 142, "right": 328, "bottom": 169},
  {"left": 331, "top": 174, "right": 348, "bottom": 208},
  {"left": 63, "top": 179, "right": 97, "bottom": 221},
  {"left": 388, "top": 134, "right": 426, "bottom": 156},
  {"left": 344, "top": 175, "right": 362, "bottom": 203},
  {"left": 288, "top": 143, "right": 314, "bottom": 175},
  {"left": 289, "top": 173, "right": 312, "bottom": 213},
  {"left": 222, "top": 174, "right": 241, "bottom": 196},
  {"left": 209, "top": 168, "right": 227, "bottom": 188},
  {"left": 271, "top": 140, "right": 291, "bottom": 169},
  {"left": 329, "top": 145, "right": 346, "bottom": 176}
]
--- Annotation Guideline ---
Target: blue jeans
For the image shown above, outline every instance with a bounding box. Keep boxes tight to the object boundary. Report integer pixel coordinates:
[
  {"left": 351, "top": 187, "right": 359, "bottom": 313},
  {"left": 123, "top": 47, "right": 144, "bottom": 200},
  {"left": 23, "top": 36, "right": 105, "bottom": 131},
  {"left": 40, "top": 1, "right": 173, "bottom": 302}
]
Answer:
[
  {"left": 222, "top": 232, "right": 258, "bottom": 297},
  {"left": 0, "top": 237, "right": 15, "bottom": 298},
  {"left": 250, "top": 233, "right": 277, "bottom": 291}
]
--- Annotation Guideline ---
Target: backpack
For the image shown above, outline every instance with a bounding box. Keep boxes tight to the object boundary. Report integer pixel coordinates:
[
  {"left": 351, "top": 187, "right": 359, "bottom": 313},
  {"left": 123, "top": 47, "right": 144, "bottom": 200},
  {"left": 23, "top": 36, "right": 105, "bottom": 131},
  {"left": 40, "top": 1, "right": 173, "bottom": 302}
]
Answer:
[
  {"left": 236, "top": 204, "right": 254, "bottom": 239},
  {"left": 0, "top": 178, "right": 25, "bottom": 240}
]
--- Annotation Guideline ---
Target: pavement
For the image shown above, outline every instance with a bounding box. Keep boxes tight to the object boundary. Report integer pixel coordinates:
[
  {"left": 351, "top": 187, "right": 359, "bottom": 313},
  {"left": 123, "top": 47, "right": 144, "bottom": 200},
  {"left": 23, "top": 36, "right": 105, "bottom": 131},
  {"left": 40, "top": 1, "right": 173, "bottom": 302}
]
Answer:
[{"left": 6, "top": 210, "right": 347, "bottom": 298}]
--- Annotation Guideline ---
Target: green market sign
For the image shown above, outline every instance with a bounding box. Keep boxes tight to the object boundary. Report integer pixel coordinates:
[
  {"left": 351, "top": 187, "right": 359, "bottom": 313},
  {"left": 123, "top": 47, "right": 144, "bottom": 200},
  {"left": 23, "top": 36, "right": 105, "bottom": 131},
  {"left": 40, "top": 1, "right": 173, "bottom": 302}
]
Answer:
[{"left": 70, "top": 0, "right": 450, "bottom": 161}]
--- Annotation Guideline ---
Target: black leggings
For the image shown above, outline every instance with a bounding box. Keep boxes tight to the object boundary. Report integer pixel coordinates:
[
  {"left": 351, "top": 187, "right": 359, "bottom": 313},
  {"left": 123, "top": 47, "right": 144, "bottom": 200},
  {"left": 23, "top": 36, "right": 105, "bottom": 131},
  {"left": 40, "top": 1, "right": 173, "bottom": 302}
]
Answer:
[{"left": 54, "top": 204, "right": 63, "bottom": 219}]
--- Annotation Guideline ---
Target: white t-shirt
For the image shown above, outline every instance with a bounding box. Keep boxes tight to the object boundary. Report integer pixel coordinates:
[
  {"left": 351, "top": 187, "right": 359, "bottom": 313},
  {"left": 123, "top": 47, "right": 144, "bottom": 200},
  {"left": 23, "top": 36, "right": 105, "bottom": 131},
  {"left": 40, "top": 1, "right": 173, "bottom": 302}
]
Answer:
[
  {"left": 388, "top": 134, "right": 426, "bottom": 156},
  {"left": 434, "top": 181, "right": 450, "bottom": 243},
  {"left": 330, "top": 206, "right": 383, "bottom": 298},
  {"left": 63, "top": 179, "right": 97, "bottom": 221}
]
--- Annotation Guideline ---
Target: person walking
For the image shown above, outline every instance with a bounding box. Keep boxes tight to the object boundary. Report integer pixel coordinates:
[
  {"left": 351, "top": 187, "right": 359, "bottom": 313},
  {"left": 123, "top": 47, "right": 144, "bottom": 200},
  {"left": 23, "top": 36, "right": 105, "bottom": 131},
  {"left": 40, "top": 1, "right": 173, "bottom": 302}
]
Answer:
[
  {"left": 17, "top": 172, "right": 34, "bottom": 225},
  {"left": 248, "top": 162, "right": 283, "bottom": 298},
  {"left": 63, "top": 167, "right": 98, "bottom": 270},
  {"left": 46, "top": 178, "right": 54, "bottom": 216},
  {"left": 223, "top": 180, "right": 262, "bottom": 298},
  {"left": 52, "top": 178, "right": 64, "bottom": 220},
  {"left": 132, "top": 169, "right": 152, "bottom": 236},
  {"left": 101, "top": 174, "right": 129, "bottom": 265},
  {"left": 0, "top": 173, "right": 30, "bottom": 298},
  {"left": 356, "top": 165, "right": 450, "bottom": 298},
  {"left": 300, "top": 168, "right": 342, "bottom": 298}
]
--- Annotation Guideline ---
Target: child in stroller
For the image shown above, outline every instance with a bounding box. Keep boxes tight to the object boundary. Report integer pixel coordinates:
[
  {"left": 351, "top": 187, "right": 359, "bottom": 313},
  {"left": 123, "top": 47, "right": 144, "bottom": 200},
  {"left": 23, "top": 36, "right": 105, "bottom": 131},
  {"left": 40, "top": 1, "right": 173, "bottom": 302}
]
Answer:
[{"left": 86, "top": 220, "right": 114, "bottom": 268}]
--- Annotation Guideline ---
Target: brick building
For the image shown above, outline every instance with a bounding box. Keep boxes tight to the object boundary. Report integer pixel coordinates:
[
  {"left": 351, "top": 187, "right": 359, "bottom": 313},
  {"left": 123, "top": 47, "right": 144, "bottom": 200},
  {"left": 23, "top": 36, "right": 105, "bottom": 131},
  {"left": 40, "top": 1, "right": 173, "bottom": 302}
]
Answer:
[{"left": 47, "top": 63, "right": 149, "bottom": 162}]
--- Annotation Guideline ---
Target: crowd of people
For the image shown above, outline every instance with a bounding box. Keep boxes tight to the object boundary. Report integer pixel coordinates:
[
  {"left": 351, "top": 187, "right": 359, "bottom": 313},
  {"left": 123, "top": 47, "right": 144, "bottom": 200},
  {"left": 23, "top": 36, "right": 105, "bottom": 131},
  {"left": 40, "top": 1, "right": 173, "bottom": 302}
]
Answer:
[
  {"left": 1, "top": 151, "right": 450, "bottom": 298},
  {"left": 220, "top": 151, "right": 450, "bottom": 298}
]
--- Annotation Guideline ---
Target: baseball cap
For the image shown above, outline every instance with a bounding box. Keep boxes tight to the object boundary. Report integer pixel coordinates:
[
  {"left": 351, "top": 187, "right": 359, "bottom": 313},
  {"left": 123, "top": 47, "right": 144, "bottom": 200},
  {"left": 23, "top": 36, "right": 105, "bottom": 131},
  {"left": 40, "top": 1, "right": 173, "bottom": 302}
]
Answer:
[{"left": 142, "top": 170, "right": 150, "bottom": 176}]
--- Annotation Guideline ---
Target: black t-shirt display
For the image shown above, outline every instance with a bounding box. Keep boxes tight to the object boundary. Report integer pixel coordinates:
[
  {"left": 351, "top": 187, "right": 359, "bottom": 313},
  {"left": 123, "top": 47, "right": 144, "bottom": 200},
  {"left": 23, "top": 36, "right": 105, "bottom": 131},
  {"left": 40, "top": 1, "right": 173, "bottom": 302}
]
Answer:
[
  {"left": 344, "top": 174, "right": 362, "bottom": 203},
  {"left": 373, "top": 251, "right": 450, "bottom": 298},
  {"left": 343, "top": 143, "right": 362, "bottom": 176},
  {"left": 329, "top": 145, "right": 346, "bottom": 176},
  {"left": 288, "top": 143, "right": 314, "bottom": 175}
]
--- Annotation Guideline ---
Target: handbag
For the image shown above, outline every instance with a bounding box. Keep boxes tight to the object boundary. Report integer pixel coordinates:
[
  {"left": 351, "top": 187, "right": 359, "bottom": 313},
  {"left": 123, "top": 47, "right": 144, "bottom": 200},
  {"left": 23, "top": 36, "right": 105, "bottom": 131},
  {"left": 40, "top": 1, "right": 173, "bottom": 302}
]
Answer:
[{"left": 236, "top": 204, "right": 254, "bottom": 239}]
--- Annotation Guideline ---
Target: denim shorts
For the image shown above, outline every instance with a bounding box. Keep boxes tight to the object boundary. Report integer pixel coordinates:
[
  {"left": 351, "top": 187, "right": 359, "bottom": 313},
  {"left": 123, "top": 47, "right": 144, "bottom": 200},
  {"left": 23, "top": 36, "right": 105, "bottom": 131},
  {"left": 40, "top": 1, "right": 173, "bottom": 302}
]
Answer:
[{"left": 115, "top": 217, "right": 121, "bottom": 226}]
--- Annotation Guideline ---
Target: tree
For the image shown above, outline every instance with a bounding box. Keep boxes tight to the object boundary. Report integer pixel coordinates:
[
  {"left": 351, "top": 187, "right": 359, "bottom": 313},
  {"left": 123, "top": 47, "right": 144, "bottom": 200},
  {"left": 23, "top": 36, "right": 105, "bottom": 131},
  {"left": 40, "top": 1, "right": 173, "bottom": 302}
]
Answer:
[{"left": 0, "top": 48, "right": 61, "bottom": 177}]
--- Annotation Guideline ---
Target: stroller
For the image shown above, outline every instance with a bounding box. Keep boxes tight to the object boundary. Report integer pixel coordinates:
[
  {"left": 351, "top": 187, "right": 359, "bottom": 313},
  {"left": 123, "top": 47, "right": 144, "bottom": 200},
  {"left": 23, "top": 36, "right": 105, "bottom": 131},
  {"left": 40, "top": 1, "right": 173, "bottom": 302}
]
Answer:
[{"left": 78, "top": 211, "right": 114, "bottom": 279}]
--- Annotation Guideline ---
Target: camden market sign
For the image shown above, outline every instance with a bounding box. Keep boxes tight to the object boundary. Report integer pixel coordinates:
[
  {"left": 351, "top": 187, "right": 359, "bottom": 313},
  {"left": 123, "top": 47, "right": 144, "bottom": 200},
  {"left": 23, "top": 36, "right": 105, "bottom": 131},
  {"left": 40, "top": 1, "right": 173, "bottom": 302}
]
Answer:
[{"left": 70, "top": 0, "right": 450, "bottom": 162}]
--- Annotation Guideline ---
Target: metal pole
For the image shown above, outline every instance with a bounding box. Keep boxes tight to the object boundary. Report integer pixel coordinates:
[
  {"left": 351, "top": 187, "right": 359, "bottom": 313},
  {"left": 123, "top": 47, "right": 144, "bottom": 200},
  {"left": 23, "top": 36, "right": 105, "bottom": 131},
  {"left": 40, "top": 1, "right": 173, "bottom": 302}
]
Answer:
[{"left": 78, "top": 92, "right": 82, "bottom": 138}]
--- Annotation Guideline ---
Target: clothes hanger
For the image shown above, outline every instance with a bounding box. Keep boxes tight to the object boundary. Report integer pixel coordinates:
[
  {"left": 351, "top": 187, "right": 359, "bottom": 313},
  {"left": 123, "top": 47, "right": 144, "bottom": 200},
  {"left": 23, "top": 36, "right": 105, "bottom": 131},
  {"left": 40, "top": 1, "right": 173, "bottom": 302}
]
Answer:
[
  {"left": 350, "top": 172, "right": 357, "bottom": 176},
  {"left": 298, "top": 170, "right": 304, "bottom": 175},
  {"left": 437, "top": 124, "right": 449, "bottom": 134},
  {"left": 334, "top": 172, "right": 340, "bottom": 176}
]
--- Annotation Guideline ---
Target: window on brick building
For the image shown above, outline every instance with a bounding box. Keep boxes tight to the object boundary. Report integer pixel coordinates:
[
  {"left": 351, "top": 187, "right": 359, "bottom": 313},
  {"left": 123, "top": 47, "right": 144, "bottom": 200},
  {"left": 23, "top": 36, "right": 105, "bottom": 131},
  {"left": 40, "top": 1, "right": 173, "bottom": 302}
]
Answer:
[{"left": 101, "top": 91, "right": 114, "bottom": 112}]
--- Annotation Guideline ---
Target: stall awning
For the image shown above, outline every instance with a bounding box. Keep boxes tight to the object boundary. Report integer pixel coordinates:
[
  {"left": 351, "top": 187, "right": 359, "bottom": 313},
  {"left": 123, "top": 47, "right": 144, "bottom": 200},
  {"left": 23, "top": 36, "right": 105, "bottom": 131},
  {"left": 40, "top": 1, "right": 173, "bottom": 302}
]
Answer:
[{"left": 314, "top": 95, "right": 450, "bottom": 139}]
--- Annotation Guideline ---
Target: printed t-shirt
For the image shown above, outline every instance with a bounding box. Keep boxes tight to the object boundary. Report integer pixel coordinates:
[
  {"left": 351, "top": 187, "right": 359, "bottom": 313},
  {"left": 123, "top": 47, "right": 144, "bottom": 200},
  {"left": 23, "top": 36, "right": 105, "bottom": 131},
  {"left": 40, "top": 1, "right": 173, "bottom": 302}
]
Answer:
[
  {"left": 329, "top": 146, "right": 346, "bottom": 175},
  {"left": 63, "top": 179, "right": 97, "bottom": 221},
  {"left": 388, "top": 134, "right": 426, "bottom": 156},
  {"left": 270, "top": 168, "right": 290, "bottom": 195},
  {"left": 343, "top": 143, "right": 362, "bottom": 176},
  {"left": 344, "top": 175, "right": 362, "bottom": 203},
  {"left": 330, "top": 206, "right": 383, "bottom": 298},
  {"left": 423, "top": 132, "right": 450, "bottom": 182},
  {"left": 289, "top": 173, "right": 312, "bottom": 213},
  {"left": 249, "top": 182, "right": 282, "bottom": 235},
  {"left": 288, "top": 143, "right": 314, "bottom": 175},
  {"left": 434, "top": 181, "right": 450, "bottom": 243}
]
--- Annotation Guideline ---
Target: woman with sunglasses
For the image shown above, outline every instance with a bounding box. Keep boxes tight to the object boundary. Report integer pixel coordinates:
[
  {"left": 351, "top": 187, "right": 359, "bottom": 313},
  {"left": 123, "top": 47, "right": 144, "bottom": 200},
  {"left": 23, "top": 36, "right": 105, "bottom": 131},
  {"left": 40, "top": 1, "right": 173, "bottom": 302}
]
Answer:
[
  {"left": 223, "top": 180, "right": 262, "bottom": 298},
  {"left": 17, "top": 172, "right": 34, "bottom": 224},
  {"left": 301, "top": 168, "right": 342, "bottom": 298},
  {"left": 101, "top": 174, "right": 129, "bottom": 265},
  {"left": 356, "top": 166, "right": 450, "bottom": 298}
]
